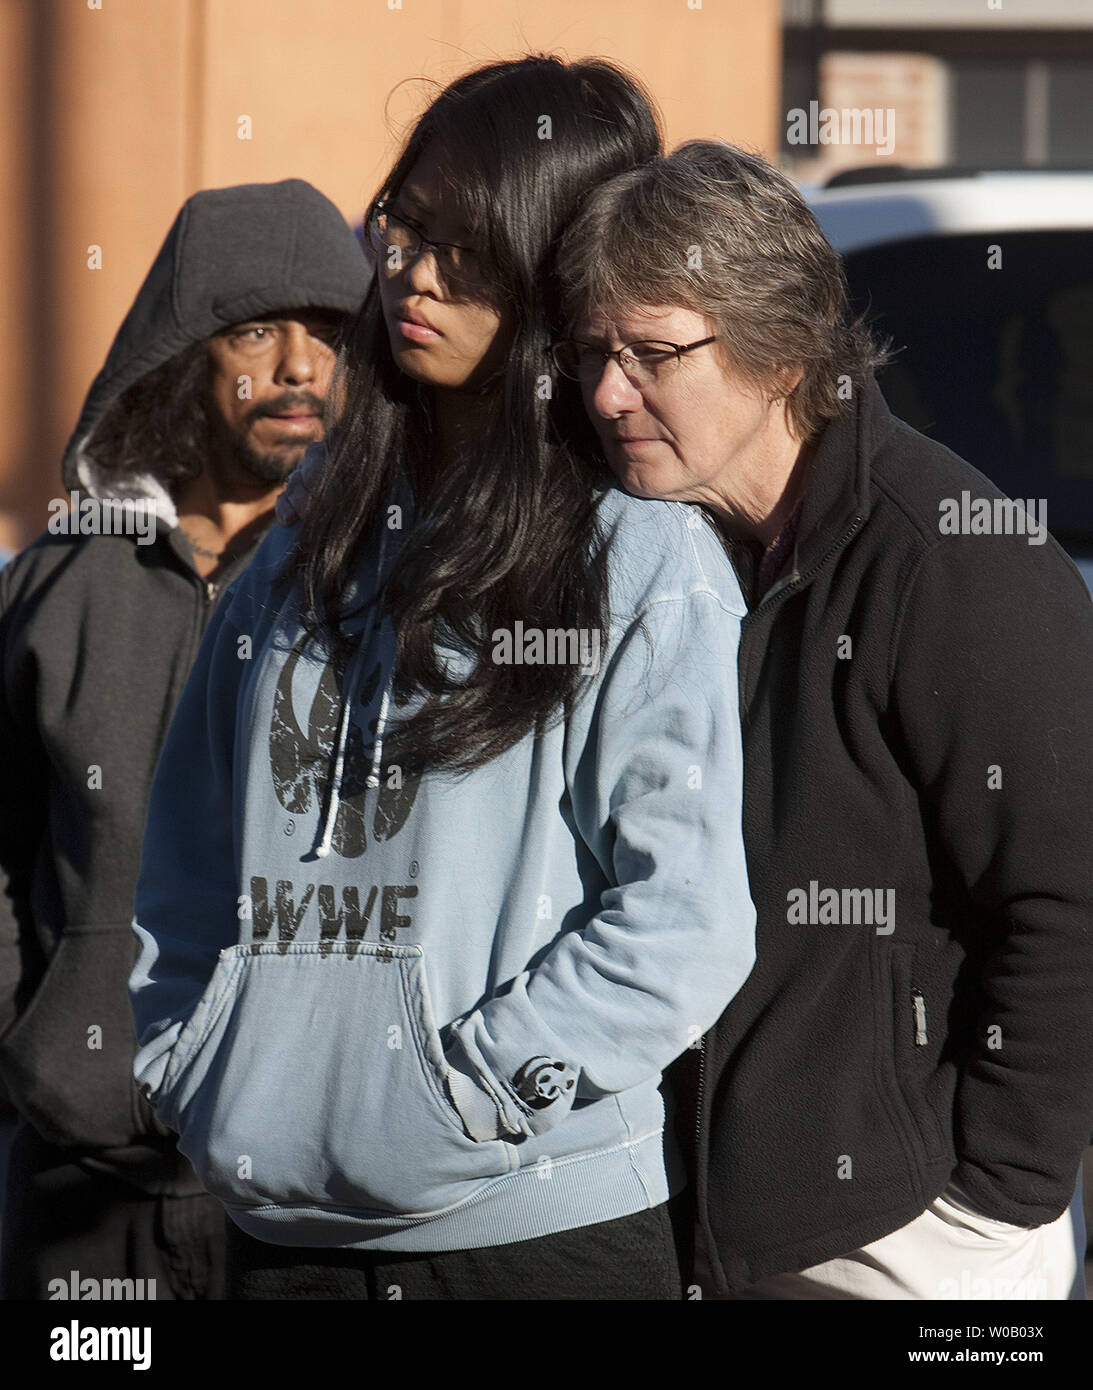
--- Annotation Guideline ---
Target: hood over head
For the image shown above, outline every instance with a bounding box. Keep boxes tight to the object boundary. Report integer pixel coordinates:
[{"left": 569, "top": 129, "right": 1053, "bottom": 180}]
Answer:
[{"left": 62, "top": 178, "right": 371, "bottom": 520}]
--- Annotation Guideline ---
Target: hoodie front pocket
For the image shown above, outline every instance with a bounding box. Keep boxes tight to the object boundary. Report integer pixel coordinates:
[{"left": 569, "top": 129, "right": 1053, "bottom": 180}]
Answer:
[{"left": 160, "top": 940, "right": 510, "bottom": 1217}]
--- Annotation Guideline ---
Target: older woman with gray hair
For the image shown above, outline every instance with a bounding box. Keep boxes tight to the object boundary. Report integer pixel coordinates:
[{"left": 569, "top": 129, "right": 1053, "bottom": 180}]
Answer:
[{"left": 553, "top": 140, "right": 1093, "bottom": 1300}]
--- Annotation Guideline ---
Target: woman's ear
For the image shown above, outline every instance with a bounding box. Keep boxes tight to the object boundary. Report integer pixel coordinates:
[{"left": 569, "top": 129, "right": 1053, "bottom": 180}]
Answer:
[
  {"left": 766, "top": 365, "right": 805, "bottom": 413},
  {"left": 765, "top": 366, "right": 807, "bottom": 442},
  {"left": 776, "top": 365, "right": 805, "bottom": 401}
]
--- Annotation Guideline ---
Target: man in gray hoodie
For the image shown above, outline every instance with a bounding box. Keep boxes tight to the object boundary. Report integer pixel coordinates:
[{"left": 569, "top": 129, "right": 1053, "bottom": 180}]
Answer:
[{"left": 0, "top": 179, "right": 369, "bottom": 1299}]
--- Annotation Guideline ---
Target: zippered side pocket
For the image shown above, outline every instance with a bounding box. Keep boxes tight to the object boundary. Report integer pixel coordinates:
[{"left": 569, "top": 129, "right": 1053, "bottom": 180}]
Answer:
[{"left": 911, "top": 988, "right": 928, "bottom": 1046}]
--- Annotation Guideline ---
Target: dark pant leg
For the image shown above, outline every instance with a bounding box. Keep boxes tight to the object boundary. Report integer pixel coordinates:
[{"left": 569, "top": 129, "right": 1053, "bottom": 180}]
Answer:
[
  {"left": 225, "top": 1219, "right": 376, "bottom": 1300},
  {"left": 0, "top": 1124, "right": 226, "bottom": 1300},
  {"left": 380, "top": 1201, "right": 685, "bottom": 1301},
  {"left": 154, "top": 1190, "right": 228, "bottom": 1300},
  {"left": 226, "top": 1201, "right": 685, "bottom": 1302}
]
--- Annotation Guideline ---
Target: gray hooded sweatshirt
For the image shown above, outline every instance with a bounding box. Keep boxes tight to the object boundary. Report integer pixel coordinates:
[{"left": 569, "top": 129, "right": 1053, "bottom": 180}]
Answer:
[{"left": 0, "top": 179, "right": 369, "bottom": 1193}]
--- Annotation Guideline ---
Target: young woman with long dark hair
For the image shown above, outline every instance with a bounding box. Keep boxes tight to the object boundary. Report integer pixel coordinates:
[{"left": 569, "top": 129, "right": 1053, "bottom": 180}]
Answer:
[{"left": 129, "top": 56, "right": 757, "bottom": 1301}]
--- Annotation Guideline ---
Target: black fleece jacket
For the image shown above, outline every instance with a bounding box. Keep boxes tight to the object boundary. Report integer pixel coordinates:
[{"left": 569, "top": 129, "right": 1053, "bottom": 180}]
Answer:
[
  {"left": 0, "top": 178, "right": 368, "bottom": 1193},
  {"left": 688, "top": 375, "right": 1093, "bottom": 1293}
]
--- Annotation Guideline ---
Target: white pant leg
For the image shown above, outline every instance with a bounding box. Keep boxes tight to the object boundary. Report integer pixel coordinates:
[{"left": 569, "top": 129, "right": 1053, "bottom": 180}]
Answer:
[{"left": 707, "top": 1170, "right": 1086, "bottom": 1301}]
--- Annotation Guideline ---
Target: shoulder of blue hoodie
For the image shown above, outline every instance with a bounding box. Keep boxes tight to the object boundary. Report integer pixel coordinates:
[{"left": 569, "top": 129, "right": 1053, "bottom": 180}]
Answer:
[
  {"left": 446, "top": 487, "right": 757, "bottom": 1141},
  {"left": 129, "top": 485, "right": 756, "bottom": 1140}
]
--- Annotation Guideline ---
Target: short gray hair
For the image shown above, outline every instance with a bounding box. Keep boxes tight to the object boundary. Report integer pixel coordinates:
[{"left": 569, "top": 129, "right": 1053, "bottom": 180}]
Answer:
[{"left": 557, "top": 140, "right": 888, "bottom": 440}]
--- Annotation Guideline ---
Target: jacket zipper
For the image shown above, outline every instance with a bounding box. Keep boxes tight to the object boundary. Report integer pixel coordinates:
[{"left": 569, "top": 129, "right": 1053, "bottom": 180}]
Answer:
[
  {"left": 692, "top": 1035, "right": 710, "bottom": 1289},
  {"left": 755, "top": 511, "right": 867, "bottom": 615},
  {"left": 693, "top": 508, "right": 868, "bottom": 1273},
  {"left": 912, "top": 988, "right": 928, "bottom": 1046},
  {"left": 694, "top": 1036, "right": 706, "bottom": 1162},
  {"left": 736, "top": 512, "right": 866, "bottom": 719}
]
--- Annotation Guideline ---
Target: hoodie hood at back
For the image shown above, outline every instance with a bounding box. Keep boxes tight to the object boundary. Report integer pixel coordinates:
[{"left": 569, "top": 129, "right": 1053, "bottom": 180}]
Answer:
[{"left": 61, "top": 178, "right": 371, "bottom": 504}]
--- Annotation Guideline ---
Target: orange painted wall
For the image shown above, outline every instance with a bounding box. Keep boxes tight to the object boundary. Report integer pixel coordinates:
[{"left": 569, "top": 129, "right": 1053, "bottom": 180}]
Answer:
[{"left": 1, "top": 0, "right": 780, "bottom": 549}]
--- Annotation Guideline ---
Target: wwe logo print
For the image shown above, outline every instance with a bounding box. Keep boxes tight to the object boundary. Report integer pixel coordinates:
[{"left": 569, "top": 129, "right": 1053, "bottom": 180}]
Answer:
[{"left": 269, "top": 634, "right": 419, "bottom": 857}]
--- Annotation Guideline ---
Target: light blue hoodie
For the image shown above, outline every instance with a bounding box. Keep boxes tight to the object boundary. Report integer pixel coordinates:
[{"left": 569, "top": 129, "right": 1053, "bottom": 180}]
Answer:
[{"left": 130, "top": 484, "right": 755, "bottom": 1251}]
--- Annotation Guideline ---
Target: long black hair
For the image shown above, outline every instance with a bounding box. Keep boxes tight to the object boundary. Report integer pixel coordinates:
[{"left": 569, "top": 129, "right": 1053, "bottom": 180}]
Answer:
[
  {"left": 82, "top": 343, "right": 209, "bottom": 491},
  {"left": 289, "top": 55, "right": 663, "bottom": 774}
]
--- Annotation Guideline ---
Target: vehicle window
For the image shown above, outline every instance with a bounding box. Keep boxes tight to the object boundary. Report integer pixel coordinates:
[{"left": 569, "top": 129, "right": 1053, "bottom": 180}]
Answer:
[{"left": 843, "top": 231, "right": 1093, "bottom": 544}]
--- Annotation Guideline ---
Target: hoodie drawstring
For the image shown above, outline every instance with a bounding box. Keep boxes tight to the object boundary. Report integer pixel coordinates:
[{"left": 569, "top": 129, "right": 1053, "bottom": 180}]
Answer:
[
  {"left": 367, "top": 686, "right": 391, "bottom": 791},
  {"left": 313, "top": 529, "right": 391, "bottom": 859}
]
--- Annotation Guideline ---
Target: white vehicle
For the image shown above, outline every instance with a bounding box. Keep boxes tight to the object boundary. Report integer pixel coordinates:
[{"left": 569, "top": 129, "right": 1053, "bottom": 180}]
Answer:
[{"left": 806, "top": 170, "right": 1093, "bottom": 591}]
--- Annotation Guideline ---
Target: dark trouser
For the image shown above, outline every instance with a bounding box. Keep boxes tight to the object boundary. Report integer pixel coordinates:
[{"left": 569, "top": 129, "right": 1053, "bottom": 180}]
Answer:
[
  {"left": 226, "top": 1198, "right": 686, "bottom": 1300},
  {"left": 0, "top": 1124, "right": 227, "bottom": 1300}
]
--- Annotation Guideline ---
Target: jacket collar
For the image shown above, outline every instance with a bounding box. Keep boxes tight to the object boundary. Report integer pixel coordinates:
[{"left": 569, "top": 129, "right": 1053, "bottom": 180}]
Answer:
[{"left": 783, "top": 372, "right": 890, "bottom": 584}]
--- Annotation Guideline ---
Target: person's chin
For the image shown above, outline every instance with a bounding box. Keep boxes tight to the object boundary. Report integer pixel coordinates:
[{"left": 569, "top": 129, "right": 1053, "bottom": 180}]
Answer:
[
  {"left": 389, "top": 338, "right": 442, "bottom": 384},
  {"left": 607, "top": 459, "right": 665, "bottom": 501},
  {"left": 390, "top": 347, "right": 484, "bottom": 393},
  {"left": 236, "top": 441, "right": 305, "bottom": 485},
  {"left": 249, "top": 458, "right": 298, "bottom": 485}
]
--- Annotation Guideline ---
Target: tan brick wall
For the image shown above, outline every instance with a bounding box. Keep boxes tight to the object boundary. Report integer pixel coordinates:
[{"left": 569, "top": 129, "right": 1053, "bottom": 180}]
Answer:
[
  {"left": 1, "top": 0, "right": 780, "bottom": 549},
  {"left": 783, "top": 51, "right": 950, "bottom": 184}
]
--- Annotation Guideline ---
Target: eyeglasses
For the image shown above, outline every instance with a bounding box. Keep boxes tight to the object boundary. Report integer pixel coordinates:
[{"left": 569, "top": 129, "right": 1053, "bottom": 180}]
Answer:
[
  {"left": 551, "top": 336, "right": 718, "bottom": 385},
  {"left": 368, "top": 200, "right": 483, "bottom": 284}
]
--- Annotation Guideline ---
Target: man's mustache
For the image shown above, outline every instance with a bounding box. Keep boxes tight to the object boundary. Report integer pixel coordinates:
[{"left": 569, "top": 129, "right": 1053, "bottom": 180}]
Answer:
[{"left": 247, "top": 393, "right": 327, "bottom": 425}]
